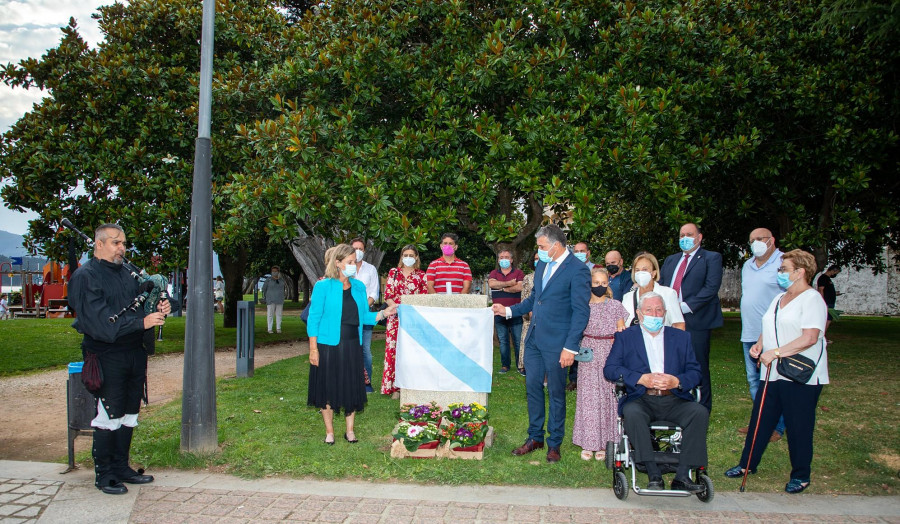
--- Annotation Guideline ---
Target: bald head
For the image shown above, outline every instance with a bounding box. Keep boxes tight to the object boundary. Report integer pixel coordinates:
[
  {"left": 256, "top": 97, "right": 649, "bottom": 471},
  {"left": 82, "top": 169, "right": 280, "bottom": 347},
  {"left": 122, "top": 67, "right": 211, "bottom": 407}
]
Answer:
[{"left": 749, "top": 228, "right": 776, "bottom": 260}]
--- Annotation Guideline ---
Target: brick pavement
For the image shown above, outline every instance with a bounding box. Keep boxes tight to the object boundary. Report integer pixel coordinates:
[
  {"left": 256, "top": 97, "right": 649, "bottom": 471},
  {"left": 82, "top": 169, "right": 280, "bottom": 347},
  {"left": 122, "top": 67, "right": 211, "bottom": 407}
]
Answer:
[
  {"left": 0, "top": 478, "right": 62, "bottom": 523},
  {"left": 125, "top": 484, "right": 900, "bottom": 524}
]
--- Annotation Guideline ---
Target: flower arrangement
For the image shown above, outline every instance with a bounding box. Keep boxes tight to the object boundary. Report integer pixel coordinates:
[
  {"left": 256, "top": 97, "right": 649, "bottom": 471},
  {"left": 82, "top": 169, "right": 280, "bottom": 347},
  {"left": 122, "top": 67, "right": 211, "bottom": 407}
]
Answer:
[
  {"left": 442, "top": 402, "right": 488, "bottom": 425},
  {"left": 399, "top": 401, "right": 443, "bottom": 424},
  {"left": 392, "top": 421, "right": 441, "bottom": 452},
  {"left": 441, "top": 421, "right": 488, "bottom": 449}
]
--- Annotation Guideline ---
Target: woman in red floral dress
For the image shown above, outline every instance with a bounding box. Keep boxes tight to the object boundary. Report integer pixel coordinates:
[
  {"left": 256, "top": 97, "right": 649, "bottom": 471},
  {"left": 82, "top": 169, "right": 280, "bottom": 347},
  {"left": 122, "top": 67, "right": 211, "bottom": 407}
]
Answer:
[{"left": 382, "top": 245, "right": 427, "bottom": 397}]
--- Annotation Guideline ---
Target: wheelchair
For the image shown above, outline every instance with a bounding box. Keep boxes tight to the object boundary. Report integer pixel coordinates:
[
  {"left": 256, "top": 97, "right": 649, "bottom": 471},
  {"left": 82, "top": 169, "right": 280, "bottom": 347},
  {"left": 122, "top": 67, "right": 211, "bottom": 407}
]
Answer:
[{"left": 604, "top": 377, "right": 714, "bottom": 502}]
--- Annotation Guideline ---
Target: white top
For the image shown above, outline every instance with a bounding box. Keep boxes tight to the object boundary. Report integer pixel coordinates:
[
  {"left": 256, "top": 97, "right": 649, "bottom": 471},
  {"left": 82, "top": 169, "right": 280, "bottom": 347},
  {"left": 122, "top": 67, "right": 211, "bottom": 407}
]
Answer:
[
  {"left": 356, "top": 261, "right": 380, "bottom": 301},
  {"left": 641, "top": 326, "right": 666, "bottom": 373},
  {"left": 761, "top": 289, "right": 829, "bottom": 384},
  {"left": 623, "top": 282, "right": 685, "bottom": 327}
]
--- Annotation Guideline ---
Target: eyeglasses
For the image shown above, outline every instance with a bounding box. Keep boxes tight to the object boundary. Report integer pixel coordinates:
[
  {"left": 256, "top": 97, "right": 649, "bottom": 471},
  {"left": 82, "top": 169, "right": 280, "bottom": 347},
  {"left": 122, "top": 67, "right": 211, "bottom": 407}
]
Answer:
[
  {"left": 749, "top": 236, "right": 771, "bottom": 243},
  {"left": 777, "top": 266, "right": 797, "bottom": 273}
]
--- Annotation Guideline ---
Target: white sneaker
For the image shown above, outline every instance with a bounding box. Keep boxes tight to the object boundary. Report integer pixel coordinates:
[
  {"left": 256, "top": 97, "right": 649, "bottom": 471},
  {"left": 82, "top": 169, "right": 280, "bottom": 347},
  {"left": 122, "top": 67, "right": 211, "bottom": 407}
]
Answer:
[
  {"left": 267, "top": 330, "right": 273, "bottom": 334},
  {"left": 276, "top": 330, "right": 281, "bottom": 333}
]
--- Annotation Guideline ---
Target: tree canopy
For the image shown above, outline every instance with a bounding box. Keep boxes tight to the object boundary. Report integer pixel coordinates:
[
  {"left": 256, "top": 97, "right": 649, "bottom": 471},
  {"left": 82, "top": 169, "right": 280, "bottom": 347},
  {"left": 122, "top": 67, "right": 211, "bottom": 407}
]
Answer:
[{"left": 227, "top": 0, "right": 898, "bottom": 270}]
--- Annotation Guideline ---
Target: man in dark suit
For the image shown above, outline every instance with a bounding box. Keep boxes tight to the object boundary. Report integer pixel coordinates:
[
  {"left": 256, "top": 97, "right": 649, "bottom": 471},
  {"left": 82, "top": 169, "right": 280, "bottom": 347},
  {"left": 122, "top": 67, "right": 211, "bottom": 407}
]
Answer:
[
  {"left": 604, "top": 292, "right": 708, "bottom": 492},
  {"left": 492, "top": 224, "right": 590, "bottom": 463},
  {"left": 659, "top": 222, "right": 723, "bottom": 411}
]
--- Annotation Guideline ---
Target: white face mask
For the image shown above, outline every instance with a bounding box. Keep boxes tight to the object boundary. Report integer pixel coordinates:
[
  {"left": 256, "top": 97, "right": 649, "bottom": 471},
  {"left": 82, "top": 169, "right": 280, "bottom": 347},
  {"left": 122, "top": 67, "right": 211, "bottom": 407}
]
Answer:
[
  {"left": 635, "top": 270, "right": 653, "bottom": 288},
  {"left": 402, "top": 256, "right": 416, "bottom": 267},
  {"left": 750, "top": 240, "right": 768, "bottom": 258},
  {"left": 355, "top": 249, "right": 364, "bottom": 262}
]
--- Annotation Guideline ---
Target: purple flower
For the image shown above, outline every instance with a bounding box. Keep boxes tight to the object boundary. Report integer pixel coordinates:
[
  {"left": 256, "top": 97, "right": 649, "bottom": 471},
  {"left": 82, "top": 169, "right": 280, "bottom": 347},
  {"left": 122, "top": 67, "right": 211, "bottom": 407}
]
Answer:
[
  {"left": 462, "top": 405, "right": 472, "bottom": 413},
  {"left": 452, "top": 408, "right": 461, "bottom": 418},
  {"left": 456, "top": 428, "right": 473, "bottom": 438}
]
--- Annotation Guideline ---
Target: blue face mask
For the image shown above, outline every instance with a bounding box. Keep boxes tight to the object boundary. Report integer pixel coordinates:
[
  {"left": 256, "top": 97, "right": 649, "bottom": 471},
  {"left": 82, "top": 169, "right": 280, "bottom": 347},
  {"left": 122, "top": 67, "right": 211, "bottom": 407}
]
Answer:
[
  {"left": 641, "top": 315, "right": 664, "bottom": 332},
  {"left": 537, "top": 249, "right": 552, "bottom": 263},
  {"left": 573, "top": 252, "right": 587, "bottom": 263},
  {"left": 777, "top": 271, "right": 795, "bottom": 290},
  {"left": 499, "top": 259, "right": 511, "bottom": 269},
  {"left": 534, "top": 260, "right": 538, "bottom": 268},
  {"left": 342, "top": 263, "right": 357, "bottom": 278},
  {"left": 679, "top": 236, "right": 695, "bottom": 251}
]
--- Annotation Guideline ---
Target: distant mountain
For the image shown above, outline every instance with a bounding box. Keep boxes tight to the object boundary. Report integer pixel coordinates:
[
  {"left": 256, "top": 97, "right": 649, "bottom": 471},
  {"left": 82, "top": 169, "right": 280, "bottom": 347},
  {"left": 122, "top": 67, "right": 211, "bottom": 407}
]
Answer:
[{"left": 0, "top": 230, "right": 28, "bottom": 258}]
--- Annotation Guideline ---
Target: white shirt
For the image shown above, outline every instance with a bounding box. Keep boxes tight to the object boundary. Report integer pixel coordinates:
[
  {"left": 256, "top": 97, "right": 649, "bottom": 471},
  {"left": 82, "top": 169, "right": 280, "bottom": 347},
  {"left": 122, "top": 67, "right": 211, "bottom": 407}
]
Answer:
[
  {"left": 761, "top": 289, "right": 829, "bottom": 385},
  {"left": 356, "top": 260, "right": 380, "bottom": 301},
  {"left": 541, "top": 248, "right": 571, "bottom": 284},
  {"left": 641, "top": 326, "right": 666, "bottom": 373},
  {"left": 669, "top": 247, "right": 700, "bottom": 313},
  {"left": 622, "top": 282, "right": 685, "bottom": 327}
]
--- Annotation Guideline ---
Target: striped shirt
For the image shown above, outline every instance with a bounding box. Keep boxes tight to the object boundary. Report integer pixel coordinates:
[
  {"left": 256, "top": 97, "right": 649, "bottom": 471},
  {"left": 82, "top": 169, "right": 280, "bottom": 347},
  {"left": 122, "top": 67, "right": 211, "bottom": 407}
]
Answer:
[{"left": 426, "top": 257, "right": 472, "bottom": 294}]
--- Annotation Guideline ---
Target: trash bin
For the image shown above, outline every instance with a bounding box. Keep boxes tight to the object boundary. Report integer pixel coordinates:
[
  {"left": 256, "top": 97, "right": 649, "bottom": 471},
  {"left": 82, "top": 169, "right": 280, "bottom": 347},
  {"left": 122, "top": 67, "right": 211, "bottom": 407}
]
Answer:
[{"left": 65, "top": 362, "right": 96, "bottom": 473}]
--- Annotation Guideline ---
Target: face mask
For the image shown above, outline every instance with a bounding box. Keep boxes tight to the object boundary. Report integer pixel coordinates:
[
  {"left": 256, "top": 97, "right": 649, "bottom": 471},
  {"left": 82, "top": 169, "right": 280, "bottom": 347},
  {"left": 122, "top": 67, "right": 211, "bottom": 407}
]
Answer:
[
  {"left": 342, "top": 263, "right": 357, "bottom": 278},
  {"left": 534, "top": 260, "right": 538, "bottom": 268},
  {"left": 499, "top": 259, "right": 511, "bottom": 269},
  {"left": 634, "top": 270, "right": 653, "bottom": 288},
  {"left": 679, "top": 236, "right": 695, "bottom": 251},
  {"left": 591, "top": 285, "right": 608, "bottom": 298},
  {"left": 750, "top": 240, "right": 768, "bottom": 258},
  {"left": 441, "top": 244, "right": 455, "bottom": 256},
  {"left": 573, "top": 252, "right": 587, "bottom": 263},
  {"left": 777, "top": 271, "right": 795, "bottom": 290},
  {"left": 355, "top": 249, "right": 364, "bottom": 262},
  {"left": 641, "top": 315, "right": 664, "bottom": 332},
  {"left": 402, "top": 256, "right": 416, "bottom": 267},
  {"left": 537, "top": 249, "right": 552, "bottom": 263},
  {"left": 606, "top": 264, "right": 619, "bottom": 275}
]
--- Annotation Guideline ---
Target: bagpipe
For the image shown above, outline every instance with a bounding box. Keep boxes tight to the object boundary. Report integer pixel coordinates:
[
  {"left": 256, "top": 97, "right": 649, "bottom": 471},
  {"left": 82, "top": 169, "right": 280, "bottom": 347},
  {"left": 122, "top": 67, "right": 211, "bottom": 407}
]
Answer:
[{"left": 61, "top": 219, "right": 170, "bottom": 326}]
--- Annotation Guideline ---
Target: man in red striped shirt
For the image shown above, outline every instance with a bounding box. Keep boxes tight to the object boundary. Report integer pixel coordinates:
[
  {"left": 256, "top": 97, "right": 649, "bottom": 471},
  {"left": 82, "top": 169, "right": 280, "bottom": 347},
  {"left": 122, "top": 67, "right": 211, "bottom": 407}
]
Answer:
[{"left": 426, "top": 233, "right": 472, "bottom": 294}]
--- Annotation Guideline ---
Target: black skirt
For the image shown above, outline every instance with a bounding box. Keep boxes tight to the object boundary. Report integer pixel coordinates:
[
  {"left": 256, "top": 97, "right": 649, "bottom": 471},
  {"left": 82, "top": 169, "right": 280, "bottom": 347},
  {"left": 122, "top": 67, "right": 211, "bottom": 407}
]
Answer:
[{"left": 307, "top": 289, "right": 367, "bottom": 415}]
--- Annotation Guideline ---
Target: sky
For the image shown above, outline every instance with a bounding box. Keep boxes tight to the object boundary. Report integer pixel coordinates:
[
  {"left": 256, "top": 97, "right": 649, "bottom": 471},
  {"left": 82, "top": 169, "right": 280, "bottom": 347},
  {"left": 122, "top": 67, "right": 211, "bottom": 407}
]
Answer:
[{"left": 0, "top": 0, "right": 109, "bottom": 235}]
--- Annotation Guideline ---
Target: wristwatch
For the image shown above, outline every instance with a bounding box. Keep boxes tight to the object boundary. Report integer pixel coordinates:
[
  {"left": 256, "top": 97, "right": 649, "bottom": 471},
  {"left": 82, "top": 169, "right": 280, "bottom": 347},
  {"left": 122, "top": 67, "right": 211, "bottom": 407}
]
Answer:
[{"left": 774, "top": 350, "right": 781, "bottom": 358}]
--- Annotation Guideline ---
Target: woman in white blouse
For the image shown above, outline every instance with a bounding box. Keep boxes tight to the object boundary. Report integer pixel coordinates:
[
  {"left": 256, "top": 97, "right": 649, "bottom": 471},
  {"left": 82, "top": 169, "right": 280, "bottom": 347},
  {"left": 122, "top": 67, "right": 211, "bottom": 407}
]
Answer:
[
  {"left": 725, "top": 249, "right": 828, "bottom": 494},
  {"left": 621, "top": 252, "right": 686, "bottom": 330}
]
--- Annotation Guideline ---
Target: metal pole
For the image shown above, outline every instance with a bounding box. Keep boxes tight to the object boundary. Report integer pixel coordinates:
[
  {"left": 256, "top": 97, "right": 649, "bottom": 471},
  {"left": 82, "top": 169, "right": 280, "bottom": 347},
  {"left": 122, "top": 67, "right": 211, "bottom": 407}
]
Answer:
[{"left": 181, "top": 0, "right": 218, "bottom": 453}]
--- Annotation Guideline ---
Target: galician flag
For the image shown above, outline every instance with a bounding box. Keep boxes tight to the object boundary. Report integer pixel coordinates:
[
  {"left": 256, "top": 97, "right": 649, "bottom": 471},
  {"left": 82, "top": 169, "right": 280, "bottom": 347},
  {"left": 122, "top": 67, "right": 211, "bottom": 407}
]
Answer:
[{"left": 395, "top": 304, "right": 494, "bottom": 392}]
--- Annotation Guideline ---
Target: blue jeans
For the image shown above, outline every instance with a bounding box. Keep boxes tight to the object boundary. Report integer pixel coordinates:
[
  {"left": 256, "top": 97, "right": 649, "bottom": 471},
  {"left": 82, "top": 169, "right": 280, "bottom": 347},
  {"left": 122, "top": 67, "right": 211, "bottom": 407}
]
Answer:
[
  {"left": 362, "top": 325, "right": 374, "bottom": 386},
  {"left": 742, "top": 341, "right": 785, "bottom": 435},
  {"left": 494, "top": 316, "right": 522, "bottom": 369}
]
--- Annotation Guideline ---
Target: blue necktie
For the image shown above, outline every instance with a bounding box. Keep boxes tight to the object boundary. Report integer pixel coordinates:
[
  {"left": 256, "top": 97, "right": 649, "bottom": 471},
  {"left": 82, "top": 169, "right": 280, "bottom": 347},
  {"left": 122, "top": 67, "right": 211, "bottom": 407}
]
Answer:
[{"left": 541, "top": 261, "right": 556, "bottom": 291}]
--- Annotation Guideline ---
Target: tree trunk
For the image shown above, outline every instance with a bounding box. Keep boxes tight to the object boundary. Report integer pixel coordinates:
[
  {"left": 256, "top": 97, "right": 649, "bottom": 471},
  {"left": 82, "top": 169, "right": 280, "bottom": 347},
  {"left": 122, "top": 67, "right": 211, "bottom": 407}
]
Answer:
[
  {"left": 494, "top": 195, "right": 546, "bottom": 266},
  {"left": 219, "top": 246, "right": 248, "bottom": 329},
  {"left": 812, "top": 185, "right": 837, "bottom": 271},
  {"left": 286, "top": 225, "right": 333, "bottom": 283},
  {"left": 242, "top": 276, "right": 259, "bottom": 295}
]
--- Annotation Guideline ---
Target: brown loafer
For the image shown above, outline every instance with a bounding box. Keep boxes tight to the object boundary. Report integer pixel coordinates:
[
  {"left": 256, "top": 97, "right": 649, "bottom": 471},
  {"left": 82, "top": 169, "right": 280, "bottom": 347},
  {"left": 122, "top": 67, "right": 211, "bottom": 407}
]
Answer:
[
  {"left": 566, "top": 382, "right": 577, "bottom": 392},
  {"left": 769, "top": 431, "right": 783, "bottom": 442},
  {"left": 512, "top": 439, "right": 544, "bottom": 456},
  {"left": 737, "top": 426, "right": 749, "bottom": 434},
  {"left": 546, "top": 447, "right": 561, "bottom": 463}
]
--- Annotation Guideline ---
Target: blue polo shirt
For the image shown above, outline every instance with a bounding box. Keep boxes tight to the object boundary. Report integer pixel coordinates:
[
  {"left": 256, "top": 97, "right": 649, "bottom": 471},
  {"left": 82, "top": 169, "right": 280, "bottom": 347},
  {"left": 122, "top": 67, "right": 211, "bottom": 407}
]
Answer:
[
  {"left": 740, "top": 249, "right": 783, "bottom": 342},
  {"left": 608, "top": 269, "right": 632, "bottom": 302}
]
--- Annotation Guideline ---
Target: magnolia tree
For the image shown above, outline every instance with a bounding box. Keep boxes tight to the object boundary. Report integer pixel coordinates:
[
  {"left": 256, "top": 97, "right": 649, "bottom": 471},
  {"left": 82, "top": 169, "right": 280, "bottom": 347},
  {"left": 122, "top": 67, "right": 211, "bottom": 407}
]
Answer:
[
  {"left": 0, "top": 0, "right": 291, "bottom": 325},
  {"left": 228, "top": 0, "right": 897, "bottom": 271}
]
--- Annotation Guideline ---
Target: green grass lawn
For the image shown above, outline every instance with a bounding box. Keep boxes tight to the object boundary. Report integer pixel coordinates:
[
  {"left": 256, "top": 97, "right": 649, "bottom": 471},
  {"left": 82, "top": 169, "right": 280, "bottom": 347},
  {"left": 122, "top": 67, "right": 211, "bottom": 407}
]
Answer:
[
  {"left": 0, "top": 311, "right": 307, "bottom": 376},
  {"left": 123, "top": 315, "right": 898, "bottom": 495}
]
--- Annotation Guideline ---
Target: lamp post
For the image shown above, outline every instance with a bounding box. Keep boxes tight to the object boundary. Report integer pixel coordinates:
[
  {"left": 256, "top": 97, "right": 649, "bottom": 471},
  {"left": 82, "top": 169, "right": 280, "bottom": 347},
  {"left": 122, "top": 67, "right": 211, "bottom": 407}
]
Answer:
[{"left": 181, "top": 0, "right": 218, "bottom": 453}]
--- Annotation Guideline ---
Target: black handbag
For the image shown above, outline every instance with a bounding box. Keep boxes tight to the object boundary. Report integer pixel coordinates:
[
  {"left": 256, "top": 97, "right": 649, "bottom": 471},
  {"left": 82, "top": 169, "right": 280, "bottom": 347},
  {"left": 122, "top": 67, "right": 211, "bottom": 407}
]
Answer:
[{"left": 773, "top": 295, "right": 823, "bottom": 384}]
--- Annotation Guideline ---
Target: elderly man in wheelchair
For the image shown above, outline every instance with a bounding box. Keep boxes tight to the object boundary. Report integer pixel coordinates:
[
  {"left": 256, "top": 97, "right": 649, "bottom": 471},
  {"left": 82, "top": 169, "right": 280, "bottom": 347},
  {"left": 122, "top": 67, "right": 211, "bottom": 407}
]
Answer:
[{"left": 603, "top": 292, "right": 713, "bottom": 501}]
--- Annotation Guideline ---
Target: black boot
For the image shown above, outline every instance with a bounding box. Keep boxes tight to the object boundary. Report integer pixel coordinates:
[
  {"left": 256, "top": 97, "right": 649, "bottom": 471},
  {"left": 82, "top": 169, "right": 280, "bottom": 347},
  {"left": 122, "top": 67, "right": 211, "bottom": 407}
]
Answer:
[
  {"left": 113, "top": 425, "right": 154, "bottom": 484},
  {"left": 93, "top": 429, "right": 127, "bottom": 495}
]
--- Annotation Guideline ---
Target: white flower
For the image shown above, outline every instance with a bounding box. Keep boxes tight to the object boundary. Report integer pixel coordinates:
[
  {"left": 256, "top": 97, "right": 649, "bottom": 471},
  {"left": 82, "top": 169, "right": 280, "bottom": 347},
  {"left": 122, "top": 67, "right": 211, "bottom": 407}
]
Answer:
[{"left": 406, "top": 425, "right": 423, "bottom": 438}]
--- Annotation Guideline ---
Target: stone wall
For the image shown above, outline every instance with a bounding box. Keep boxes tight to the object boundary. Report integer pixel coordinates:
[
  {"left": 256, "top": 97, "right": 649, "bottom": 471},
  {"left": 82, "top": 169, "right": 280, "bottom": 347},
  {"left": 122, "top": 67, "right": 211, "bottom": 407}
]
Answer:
[{"left": 718, "top": 247, "right": 899, "bottom": 316}]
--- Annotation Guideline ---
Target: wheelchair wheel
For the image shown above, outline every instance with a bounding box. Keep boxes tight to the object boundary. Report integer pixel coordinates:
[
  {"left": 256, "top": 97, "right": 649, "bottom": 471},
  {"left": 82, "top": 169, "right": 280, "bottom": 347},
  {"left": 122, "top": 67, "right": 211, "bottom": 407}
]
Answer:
[
  {"left": 605, "top": 441, "right": 615, "bottom": 470},
  {"left": 696, "top": 473, "right": 714, "bottom": 503},
  {"left": 613, "top": 471, "right": 629, "bottom": 500}
]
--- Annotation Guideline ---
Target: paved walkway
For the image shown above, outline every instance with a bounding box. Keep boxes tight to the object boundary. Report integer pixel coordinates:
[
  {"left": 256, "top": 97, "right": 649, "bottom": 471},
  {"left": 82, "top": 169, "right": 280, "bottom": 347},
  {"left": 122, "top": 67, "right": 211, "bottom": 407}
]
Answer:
[{"left": 0, "top": 460, "right": 897, "bottom": 523}]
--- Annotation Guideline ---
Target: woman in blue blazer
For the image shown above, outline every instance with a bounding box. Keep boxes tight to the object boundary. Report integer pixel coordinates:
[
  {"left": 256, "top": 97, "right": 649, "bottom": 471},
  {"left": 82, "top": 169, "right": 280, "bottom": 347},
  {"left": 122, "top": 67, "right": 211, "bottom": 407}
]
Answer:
[{"left": 307, "top": 244, "right": 397, "bottom": 444}]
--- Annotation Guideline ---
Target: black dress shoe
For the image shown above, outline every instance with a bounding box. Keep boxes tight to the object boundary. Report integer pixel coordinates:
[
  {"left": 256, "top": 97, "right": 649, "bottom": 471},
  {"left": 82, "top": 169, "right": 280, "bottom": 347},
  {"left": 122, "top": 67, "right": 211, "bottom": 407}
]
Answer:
[
  {"left": 122, "top": 473, "right": 154, "bottom": 484},
  {"left": 647, "top": 477, "right": 665, "bottom": 490},
  {"left": 671, "top": 477, "right": 705, "bottom": 493},
  {"left": 97, "top": 482, "right": 128, "bottom": 495},
  {"left": 511, "top": 439, "right": 544, "bottom": 456}
]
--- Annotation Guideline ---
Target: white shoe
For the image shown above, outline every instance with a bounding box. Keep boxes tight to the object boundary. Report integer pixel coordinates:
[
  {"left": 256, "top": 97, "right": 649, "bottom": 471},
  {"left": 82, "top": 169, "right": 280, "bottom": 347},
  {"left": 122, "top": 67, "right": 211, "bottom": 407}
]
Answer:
[
  {"left": 277, "top": 330, "right": 281, "bottom": 333},
  {"left": 267, "top": 330, "right": 273, "bottom": 334}
]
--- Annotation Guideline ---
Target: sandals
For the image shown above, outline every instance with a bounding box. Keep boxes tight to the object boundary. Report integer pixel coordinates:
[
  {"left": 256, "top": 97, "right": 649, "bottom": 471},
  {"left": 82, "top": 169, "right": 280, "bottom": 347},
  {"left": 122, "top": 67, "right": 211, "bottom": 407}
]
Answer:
[
  {"left": 724, "top": 465, "right": 756, "bottom": 478},
  {"left": 595, "top": 450, "right": 606, "bottom": 461},
  {"left": 785, "top": 478, "right": 810, "bottom": 493},
  {"left": 580, "top": 450, "right": 593, "bottom": 461}
]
